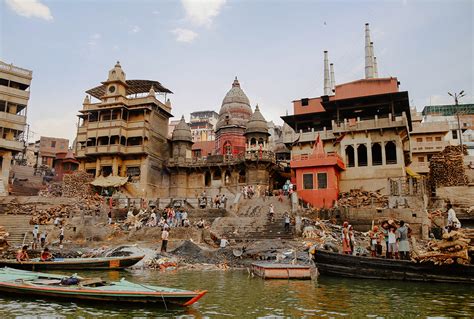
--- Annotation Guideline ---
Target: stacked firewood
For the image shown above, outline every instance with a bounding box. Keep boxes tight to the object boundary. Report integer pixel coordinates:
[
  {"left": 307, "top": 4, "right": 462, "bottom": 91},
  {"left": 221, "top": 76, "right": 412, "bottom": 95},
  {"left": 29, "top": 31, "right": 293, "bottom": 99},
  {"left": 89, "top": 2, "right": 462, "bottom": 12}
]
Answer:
[
  {"left": 63, "top": 171, "right": 95, "bottom": 198},
  {"left": 0, "top": 226, "right": 9, "bottom": 251},
  {"left": 30, "top": 205, "right": 69, "bottom": 225},
  {"left": 415, "top": 230, "right": 471, "bottom": 265},
  {"left": 38, "top": 183, "right": 63, "bottom": 197},
  {"left": 337, "top": 189, "right": 388, "bottom": 208},
  {"left": 429, "top": 145, "right": 468, "bottom": 188}
]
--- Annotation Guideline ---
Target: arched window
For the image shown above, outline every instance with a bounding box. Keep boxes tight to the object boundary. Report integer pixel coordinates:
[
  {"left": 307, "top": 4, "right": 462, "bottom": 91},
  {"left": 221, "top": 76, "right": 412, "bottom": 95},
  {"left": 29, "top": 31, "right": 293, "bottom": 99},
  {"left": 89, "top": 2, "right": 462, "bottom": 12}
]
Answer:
[
  {"left": 223, "top": 141, "right": 232, "bottom": 155},
  {"left": 345, "top": 145, "right": 355, "bottom": 167},
  {"left": 385, "top": 141, "right": 397, "bottom": 164},
  {"left": 213, "top": 168, "right": 222, "bottom": 180},
  {"left": 225, "top": 170, "right": 232, "bottom": 185},
  {"left": 239, "top": 169, "right": 246, "bottom": 183},
  {"left": 250, "top": 138, "right": 256, "bottom": 146},
  {"left": 372, "top": 143, "right": 382, "bottom": 166},
  {"left": 258, "top": 138, "right": 264, "bottom": 146},
  {"left": 205, "top": 171, "right": 211, "bottom": 186},
  {"left": 357, "top": 144, "right": 368, "bottom": 167}
]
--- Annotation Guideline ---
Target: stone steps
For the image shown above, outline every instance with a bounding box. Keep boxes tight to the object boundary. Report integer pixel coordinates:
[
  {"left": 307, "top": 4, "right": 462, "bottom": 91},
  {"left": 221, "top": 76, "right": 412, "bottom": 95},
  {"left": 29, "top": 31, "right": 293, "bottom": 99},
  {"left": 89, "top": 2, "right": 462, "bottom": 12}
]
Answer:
[{"left": 1, "top": 215, "right": 34, "bottom": 247}]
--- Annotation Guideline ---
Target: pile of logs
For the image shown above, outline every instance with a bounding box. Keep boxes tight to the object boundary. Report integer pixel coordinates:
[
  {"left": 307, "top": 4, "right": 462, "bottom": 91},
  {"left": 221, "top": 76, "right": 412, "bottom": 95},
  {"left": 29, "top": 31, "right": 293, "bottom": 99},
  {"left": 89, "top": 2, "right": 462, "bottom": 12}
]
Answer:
[
  {"left": 38, "top": 183, "right": 63, "bottom": 197},
  {"left": 62, "top": 171, "right": 94, "bottom": 198},
  {"left": 0, "top": 226, "right": 9, "bottom": 251},
  {"left": 30, "top": 205, "right": 69, "bottom": 225},
  {"left": 337, "top": 189, "right": 388, "bottom": 208},
  {"left": 429, "top": 145, "right": 468, "bottom": 188},
  {"left": 415, "top": 229, "right": 472, "bottom": 265}
]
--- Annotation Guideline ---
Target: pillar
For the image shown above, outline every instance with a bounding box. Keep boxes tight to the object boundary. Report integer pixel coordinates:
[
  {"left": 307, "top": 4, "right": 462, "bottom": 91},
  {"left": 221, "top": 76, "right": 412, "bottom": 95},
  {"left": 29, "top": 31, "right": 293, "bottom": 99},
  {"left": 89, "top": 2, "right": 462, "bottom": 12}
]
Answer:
[
  {"left": 354, "top": 144, "right": 358, "bottom": 167},
  {"left": 112, "top": 156, "right": 118, "bottom": 176},
  {"left": 95, "top": 158, "right": 101, "bottom": 177},
  {"left": 381, "top": 141, "right": 386, "bottom": 165},
  {"left": 367, "top": 142, "right": 372, "bottom": 166}
]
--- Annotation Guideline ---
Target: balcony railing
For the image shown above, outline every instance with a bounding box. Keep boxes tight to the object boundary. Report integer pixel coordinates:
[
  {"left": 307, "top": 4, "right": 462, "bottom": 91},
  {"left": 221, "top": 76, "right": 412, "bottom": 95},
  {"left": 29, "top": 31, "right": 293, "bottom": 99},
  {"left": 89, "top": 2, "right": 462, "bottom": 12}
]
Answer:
[
  {"left": 0, "top": 138, "right": 24, "bottom": 151},
  {"left": 332, "top": 113, "right": 409, "bottom": 133},
  {"left": 0, "top": 112, "right": 26, "bottom": 125},
  {"left": 0, "top": 86, "right": 30, "bottom": 100},
  {"left": 76, "top": 144, "right": 146, "bottom": 156},
  {"left": 0, "top": 61, "right": 32, "bottom": 78},
  {"left": 411, "top": 141, "right": 449, "bottom": 152}
]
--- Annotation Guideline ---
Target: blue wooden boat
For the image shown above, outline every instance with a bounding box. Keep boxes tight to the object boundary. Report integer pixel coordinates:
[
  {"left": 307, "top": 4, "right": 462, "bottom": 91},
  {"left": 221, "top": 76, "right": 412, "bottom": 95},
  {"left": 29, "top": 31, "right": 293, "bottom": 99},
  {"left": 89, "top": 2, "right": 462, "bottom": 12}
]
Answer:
[{"left": 0, "top": 267, "right": 207, "bottom": 307}]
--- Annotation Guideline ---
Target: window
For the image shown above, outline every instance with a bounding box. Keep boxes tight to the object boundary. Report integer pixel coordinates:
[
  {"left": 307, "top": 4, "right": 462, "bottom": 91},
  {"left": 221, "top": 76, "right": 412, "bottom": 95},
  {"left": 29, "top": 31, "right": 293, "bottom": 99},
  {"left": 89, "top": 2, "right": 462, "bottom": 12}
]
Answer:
[
  {"left": 303, "top": 173, "right": 313, "bottom": 189},
  {"left": 372, "top": 143, "right": 382, "bottom": 166},
  {"left": 301, "top": 98, "right": 309, "bottom": 106},
  {"left": 51, "top": 141, "right": 56, "bottom": 148},
  {"left": 345, "top": 145, "right": 355, "bottom": 167},
  {"left": 126, "top": 166, "right": 140, "bottom": 177},
  {"left": 385, "top": 141, "right": 397, "bottom": 164},
  {"left": 416, "top": 138, "right": 422, "bottom": 142},
  {"left": 357, "top": 144, "right": 368, "bottom": 167},
  {"left": 426, "top": 137, "right": 433, "bottom": 142},
  {"left": 317, "top": 173, "right": 327, "bottom": 189},
  {"left": 435, "top": 136, "right": 442, "bottom": 141},
  {"left": 418, "top": 157, "right": 425, "bottom": 162},
  {"left": 452, "top": 130, "right": 458, "bottom": 139}
]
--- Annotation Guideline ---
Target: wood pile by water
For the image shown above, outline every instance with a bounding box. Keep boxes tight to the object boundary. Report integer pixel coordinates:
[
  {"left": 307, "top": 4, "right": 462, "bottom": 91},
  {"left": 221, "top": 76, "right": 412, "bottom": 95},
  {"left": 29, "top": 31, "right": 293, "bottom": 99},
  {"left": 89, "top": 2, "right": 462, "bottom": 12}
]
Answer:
[
  {"left": 429, "top": 145, "right": 468, "bottom": 188},
  {"left": 337, "top": 189, "right": 388, "bottom": 208},
  {"left": 414, "top": 229, "right": 472, "bottom": 265}
]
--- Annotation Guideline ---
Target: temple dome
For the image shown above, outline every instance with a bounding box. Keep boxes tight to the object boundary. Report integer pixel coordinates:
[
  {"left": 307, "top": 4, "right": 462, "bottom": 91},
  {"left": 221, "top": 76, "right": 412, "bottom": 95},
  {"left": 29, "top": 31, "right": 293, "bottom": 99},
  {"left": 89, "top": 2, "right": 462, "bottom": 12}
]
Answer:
[
  {"left": 171, "top": 116, "right": 192, "bottom": 142},
  {"left": 245, "top": 105, "right": 269, "bottom": 135},
  {"left": 216, "top": 77, "right": 252, "bottom": 131}
]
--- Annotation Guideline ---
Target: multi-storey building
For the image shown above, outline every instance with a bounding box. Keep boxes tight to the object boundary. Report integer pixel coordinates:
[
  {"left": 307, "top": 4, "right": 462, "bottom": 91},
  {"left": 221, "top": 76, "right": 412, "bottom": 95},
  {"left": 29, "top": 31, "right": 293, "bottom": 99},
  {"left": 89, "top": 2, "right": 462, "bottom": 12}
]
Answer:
[
  {"left": 0, "top": 61, "right": 32, "bottom": 194},
  {"left": 282, "top": 24, "right": 412, "bottom": 208},
  {"left": 38, "top": 136, "right": 69, "bottom": 168},
  {"left": 75, "top": 62, "right": 173, "bottom": 198},
  {"left": 189, "top": 110, "right": 218, "bottom": 142}
]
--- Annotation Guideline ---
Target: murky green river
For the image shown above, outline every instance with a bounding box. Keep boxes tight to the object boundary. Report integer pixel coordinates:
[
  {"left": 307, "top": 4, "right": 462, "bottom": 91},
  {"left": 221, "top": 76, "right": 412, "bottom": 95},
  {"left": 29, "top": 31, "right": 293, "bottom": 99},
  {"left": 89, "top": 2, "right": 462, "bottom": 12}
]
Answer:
[{"left": 0, "top": 269, "right": 472, "bottom": 318}]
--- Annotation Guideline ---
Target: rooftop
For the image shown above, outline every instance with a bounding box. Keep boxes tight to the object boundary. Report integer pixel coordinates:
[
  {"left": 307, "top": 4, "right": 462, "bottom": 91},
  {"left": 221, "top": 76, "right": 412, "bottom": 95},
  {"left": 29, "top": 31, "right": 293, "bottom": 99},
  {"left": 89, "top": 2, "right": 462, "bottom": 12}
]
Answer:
[{"left": 86, "top": 79, "right": 172, "bottom": 99}]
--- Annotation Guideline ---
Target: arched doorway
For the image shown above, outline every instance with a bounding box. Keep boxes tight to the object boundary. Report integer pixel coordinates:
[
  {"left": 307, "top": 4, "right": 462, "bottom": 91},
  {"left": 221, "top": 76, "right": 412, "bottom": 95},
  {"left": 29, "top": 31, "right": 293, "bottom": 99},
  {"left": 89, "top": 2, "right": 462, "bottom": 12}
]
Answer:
[
  {"left": 205, "top": 171, "right": 211, "bottom": 186},
  {"left": 345, "top": 145, "right": 355, "bottom": 167},
  {"left": 385, "top": 141, "right": 397, "bottom": 164},
  {"left": 357, "top": 144, "right": 368, "bottom": 167},
  {"left": 372, "top": 143, "right": 382, "bottom": 166},
  {"left": 225, "top": 170, "right": 232, "bottom": 185}
]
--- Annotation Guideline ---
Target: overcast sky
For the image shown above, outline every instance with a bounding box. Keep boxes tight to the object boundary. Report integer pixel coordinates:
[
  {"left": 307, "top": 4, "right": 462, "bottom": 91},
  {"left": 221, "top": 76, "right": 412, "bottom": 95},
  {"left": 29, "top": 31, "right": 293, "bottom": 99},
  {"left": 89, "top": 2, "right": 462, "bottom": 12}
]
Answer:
[{"left": 1, "top": 0, "right": 472, "bottom": 144}]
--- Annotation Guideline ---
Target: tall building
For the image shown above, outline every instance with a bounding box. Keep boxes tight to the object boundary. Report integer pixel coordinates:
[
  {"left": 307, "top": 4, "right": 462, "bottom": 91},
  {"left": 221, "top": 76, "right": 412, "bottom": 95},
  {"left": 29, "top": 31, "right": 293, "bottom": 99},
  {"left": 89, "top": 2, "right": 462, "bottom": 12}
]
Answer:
[
  {"left": 189, "top": 110, "right": 218, "bottom": 142},
  {"left": 282, "top": 24, "right": 412, "bottom": 208},
  {"left": 38, "top": 136, "right": 69, "bottom": 168},
  {"left": 74, "top": 62, "right": 173, "bottom": 198},
  {"left": 0, "top": 61, "right": 32, "bottom": 194}
]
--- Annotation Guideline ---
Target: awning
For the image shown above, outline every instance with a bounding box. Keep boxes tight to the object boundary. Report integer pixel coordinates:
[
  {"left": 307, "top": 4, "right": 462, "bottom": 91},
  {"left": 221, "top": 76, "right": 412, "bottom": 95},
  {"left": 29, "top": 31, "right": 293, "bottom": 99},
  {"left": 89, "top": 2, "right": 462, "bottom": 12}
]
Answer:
[
  {"left": 405, "top": 167, "right": 421, "bottom": 178},
  {"left": 90, "top": 175, "right": 129, "bottom": 187}
]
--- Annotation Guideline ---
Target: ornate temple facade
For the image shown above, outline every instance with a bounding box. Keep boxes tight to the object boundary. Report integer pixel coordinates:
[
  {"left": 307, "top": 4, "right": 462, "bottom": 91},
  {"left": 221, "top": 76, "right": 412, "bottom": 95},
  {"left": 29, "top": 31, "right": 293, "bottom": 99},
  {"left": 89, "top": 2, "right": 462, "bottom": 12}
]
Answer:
[{"left": 75, "top": 64, "right": 280, "bottom": 200}]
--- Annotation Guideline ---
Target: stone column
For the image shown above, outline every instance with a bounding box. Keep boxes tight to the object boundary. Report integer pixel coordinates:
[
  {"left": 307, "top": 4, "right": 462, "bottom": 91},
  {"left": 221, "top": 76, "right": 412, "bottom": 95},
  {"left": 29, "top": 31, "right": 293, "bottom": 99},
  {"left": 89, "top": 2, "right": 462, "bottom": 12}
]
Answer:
[
  {"left": 381, "top": 141, "right": 386, "bottom": 165},
  {"left": 367, "top": 142, "right": 372, "bottom": 166},
  {"left": 95, "top": 158, "right": 101, "bottom": 177},
  {"left": 112, "top": 156, "right": 118, "bottom": 176},
  {"left": 354, "top": 144, "right": 358, "bottom": 167}
]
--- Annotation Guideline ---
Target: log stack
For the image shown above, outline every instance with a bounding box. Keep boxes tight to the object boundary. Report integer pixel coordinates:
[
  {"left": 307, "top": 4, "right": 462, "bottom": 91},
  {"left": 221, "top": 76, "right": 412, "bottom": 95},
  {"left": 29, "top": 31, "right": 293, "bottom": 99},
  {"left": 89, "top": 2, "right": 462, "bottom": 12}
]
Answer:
[
  {"left": 62, "top": 171, "right": 94, "bottom": 198},
  {"left": 415, "top": 229, "right": 472, "bottom": 265},
  {"left": 429, "top": 145, "right": 468, "bottom": 188},
  {"left": 29, "top": 205, "right": 69, "bottom": 225},
  {"left": 337, "top": 189, "right": 388, "bottom": 208},
  {"left": 0, "top": 226, "right": 9, "bottom": 251}
]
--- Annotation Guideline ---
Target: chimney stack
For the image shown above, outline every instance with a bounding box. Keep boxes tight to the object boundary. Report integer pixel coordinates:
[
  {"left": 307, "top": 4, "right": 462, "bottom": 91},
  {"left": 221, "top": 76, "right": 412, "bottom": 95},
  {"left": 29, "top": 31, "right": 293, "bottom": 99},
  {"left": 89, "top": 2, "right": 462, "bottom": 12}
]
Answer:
[
  {"left": 330, "top": 63, "right": 335, "bottom": 94},
  {"left": 323, "top": 51, "right": 331, "bottom": 95},
  {"left": 365, "top": 23, "right": 374, "bottom": 79},
  {"left": 370, "top": 41, "right": 378, "bottom": 78},
  {"left": 373, "top": 56, "right": 379, "bottom": 78}
]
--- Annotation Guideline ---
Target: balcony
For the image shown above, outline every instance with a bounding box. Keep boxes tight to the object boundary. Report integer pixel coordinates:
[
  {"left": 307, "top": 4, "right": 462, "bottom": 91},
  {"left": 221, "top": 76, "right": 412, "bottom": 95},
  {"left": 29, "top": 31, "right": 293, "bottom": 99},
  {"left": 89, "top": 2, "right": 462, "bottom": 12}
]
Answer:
[
  {"left": 0, "top": 112, "right": 26, "bottom": 131},
  {"left": 411, "top": 121, "right": 449, "bottom": 134},
  {"left": 76, "top": 144, "right": 147, "bottom": 156},
  {"left": 283, "top": 129, "right": 336, "bottom": 145},
  {"left": 0, "top": 61, "right": 32, "bottom": 78},
  {"left": 0, "top": 86, "right": 30, "bottom": 101},
  {"left": 0, "top": 138, "right": 24, "bottom": 152},
  {"left": 411, "top": 141, "right": 449, "bottom": 153},
  {"left": 332, "top": 114, "right": 409, "bottom": 134}
]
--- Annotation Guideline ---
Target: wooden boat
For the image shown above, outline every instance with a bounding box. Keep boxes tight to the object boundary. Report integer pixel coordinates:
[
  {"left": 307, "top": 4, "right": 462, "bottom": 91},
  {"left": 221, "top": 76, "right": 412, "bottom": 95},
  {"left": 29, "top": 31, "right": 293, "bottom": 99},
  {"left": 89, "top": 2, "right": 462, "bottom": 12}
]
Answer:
[
  {"left": 0, "top": 255, "right": 144, "bottom": 271},
  {"left": 312, "top": 249, "right": 474, "bottom": 284},
  {"left": 0, "top": 267, "right": 207, "bottom": 307},
  {"left": 251, "top": 262, "right": 313, "bottom": 280}
]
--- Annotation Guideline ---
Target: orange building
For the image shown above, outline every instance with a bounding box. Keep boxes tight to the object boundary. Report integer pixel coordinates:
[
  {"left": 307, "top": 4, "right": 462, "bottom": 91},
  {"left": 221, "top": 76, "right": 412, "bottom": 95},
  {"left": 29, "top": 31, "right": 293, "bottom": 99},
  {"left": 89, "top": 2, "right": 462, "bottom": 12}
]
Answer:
[{"left": 291, "top": 136, "right": 345, "bottom": 208}]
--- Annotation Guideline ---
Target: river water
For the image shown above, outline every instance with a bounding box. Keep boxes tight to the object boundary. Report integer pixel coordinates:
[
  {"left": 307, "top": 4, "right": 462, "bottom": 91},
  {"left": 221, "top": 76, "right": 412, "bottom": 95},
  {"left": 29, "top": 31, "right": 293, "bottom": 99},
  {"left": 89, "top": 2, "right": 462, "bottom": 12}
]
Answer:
[{"left": 0, "top": 269, "right": 473, "bottom": 318}]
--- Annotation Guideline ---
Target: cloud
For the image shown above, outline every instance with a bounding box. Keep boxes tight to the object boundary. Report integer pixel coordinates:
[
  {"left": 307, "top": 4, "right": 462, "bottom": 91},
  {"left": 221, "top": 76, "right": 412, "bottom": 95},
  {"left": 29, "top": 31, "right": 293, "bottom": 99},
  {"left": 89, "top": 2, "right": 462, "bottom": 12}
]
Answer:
[
  {"left": 87, "top": 33, "right": 101, "bottom": 47},
  {"left": 171, "top": 28, "right": 198, "bottom": 43},
  {"left": 5, "top": 0, "right": 53, "bottom": 21},
  {"left": 181, "top": 0, "right": 226, "bottom": 27},
  {"left": 129, "top": 25, "right": 141, "bottom": 34}
]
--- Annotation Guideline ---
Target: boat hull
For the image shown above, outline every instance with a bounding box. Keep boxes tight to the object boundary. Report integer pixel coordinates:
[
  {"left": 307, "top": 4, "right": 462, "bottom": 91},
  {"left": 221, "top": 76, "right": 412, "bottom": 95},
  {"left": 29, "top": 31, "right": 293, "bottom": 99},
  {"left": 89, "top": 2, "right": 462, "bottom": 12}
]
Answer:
[
  {"left": 0, "top": 282, "right": 206, "bottom": 306},
  {"left": 313, "top": 250, "right": 474, "bottom": 284},
  {"left": 0, "top": 255, "right": 144, "bottom": 271}
]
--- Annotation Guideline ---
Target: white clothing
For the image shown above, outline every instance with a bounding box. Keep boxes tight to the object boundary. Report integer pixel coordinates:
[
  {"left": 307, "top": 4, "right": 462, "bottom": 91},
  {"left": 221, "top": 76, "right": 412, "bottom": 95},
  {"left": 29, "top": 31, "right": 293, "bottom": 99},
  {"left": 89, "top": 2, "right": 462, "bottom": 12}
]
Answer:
[
  {"left": 447, "top": 208, "right": 461, "bottom": 228},
  {"left": 220, "top": 239, "right": 229, "bottom": 248},
  {"left": 60, "top": 228, "right": 64, "bottom": 236},
  {"left": 388, "top": 232, "right": 396, "bottom": 244},
  {"left": 161, "top": 230, "right": 169, "bottom": 240}
]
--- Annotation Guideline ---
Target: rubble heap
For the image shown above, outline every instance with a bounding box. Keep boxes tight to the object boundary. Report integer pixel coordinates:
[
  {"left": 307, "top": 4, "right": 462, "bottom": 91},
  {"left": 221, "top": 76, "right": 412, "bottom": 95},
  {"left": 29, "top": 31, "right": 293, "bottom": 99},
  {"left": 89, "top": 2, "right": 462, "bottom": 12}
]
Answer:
[
  {"left": 0, "top": 226, "right": 9, "bottom": 251},
  {"left": 414, "top": 229, "right": 472, "bottom": 265},
  {"left": 429, "top": 145, "right": 468, "bottom": 188},
  {"left": 337, "top": 189, "right": 388, "bottom": 208}
]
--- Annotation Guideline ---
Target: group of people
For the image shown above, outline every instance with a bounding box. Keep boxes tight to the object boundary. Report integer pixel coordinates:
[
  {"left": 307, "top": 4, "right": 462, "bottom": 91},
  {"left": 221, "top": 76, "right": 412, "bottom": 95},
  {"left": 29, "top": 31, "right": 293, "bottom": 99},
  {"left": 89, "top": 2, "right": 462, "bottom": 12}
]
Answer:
[
  {"left": 16, "top": 245, "right": 54, "bottom": 263},
  {"left": 198, "top": 191, "right": 228, "bottom": 209},
  {"left": 141, "top": 207, "right": 192, "bottom": 229}
]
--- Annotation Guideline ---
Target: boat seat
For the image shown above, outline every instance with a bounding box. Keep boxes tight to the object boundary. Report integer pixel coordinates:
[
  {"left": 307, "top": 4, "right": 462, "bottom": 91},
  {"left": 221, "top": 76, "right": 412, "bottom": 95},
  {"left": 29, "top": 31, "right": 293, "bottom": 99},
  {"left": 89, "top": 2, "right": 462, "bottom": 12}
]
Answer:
[
  {"left": 80, "top": 278, "right": 106, "bottom": 287},
  {"left": 31, "top": 279, "right": 62, "bottom": 285}
]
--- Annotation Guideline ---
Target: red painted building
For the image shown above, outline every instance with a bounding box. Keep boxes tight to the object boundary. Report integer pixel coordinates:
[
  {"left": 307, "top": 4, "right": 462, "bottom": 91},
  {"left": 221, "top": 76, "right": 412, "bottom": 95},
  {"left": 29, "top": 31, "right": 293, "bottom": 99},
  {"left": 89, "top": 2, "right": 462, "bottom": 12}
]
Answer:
[
  {"left": 53, "top": 150, "right": 79, "bottom": 181},
  {"left": 215, "top": 77, "right": 252, "bottom": 155},
  {"left": 291, "top": 137, "right": 345, "bottom": 208}
]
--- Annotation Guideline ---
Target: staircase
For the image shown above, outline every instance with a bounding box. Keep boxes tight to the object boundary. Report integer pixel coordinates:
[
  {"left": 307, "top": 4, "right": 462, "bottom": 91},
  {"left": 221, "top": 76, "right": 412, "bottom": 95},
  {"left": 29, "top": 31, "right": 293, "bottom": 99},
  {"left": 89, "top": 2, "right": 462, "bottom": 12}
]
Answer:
[
  {"left": 1, "top": 215, "right": 34, "bottom": 248},
  {"left": 217, "top": 196, "right": 294, "bottom": 241}
]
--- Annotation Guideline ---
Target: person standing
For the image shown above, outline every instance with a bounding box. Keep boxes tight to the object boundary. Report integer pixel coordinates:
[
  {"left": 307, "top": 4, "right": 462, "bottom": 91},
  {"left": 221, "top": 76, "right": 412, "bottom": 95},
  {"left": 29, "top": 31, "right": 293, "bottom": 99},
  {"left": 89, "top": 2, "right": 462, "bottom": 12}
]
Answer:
[
  {"left": 161, "top": 228, "right": 169, "bottom": 253},
  {"left": 32, "top": 225, "right": 39, "bottom": 250},
  {"left": 59, "top": 226, "right": 65, "bottom": 245},
  {"left": 40, "top": 231, "right": 47, "bottom": 248},
  {"left": 108, "top": 210, "right": 112, "bottom": 225},
  {"left": 348, "top": 225, "right": 356, "bottom": 254},
  {"left": 342, "top": 222, "right": 352, "bottom": 255},
  {"left": 284, "top": 212, "right": 290, "bottom": 232},
  {"left": 268, "top": 204, "right": 275, "bottom": 222},
  {"left": 387, "top": 226, "right": 398, "bottom": 259},
  {"left": 181, "top": 211, "right": 188, "bottom": 227},
  {"left": 369, "top": 226, "right": 379, "bottom": 257},
  {"left": 396, "top": 221, "right": 410, "bottom": 260}
]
